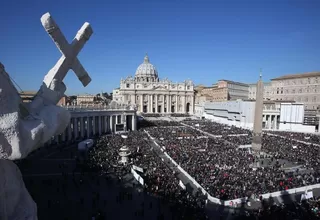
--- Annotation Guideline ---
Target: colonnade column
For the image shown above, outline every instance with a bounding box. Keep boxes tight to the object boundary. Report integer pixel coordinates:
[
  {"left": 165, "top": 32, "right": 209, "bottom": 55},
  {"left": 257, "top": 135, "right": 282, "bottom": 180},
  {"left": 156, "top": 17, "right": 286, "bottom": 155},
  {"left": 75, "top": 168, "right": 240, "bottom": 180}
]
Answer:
[
  {"left": 73, "top": 117, "right": 78, "bottom": 140},
  {"left": 81, "top": 117, "right": 85, "bottom": 138},
  {"left": 268, "top": 115, "right": 272, "bottom": 129},
  {"left": 104, "top": 116, "right": 108, "bottom": 133},
  {"left": 122, "top": 114, "right": 127, "bottom": 131},
  {"left": 132, "top": 114, "right": 137, "bottom": 131},
  {"left": 92, "top": 116, "right": 96, "bottom": 136},
  {"left": 68, "top": 122, "right": 72, "bottom": 141},
  {"left": 87, "top": 117, "right": 91, "bottom": 138},
  {"left": 98, "top": 116, "right": 102, "bottom": 135},
  {"left": 110, "top": 115, "right": 113, "bottom": 133}
]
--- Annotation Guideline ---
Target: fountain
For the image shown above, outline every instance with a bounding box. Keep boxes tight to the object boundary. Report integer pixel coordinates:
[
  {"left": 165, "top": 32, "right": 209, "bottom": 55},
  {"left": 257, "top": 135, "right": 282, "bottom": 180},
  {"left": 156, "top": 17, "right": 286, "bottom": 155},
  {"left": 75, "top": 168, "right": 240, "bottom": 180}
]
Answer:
[{"left": 119, "top": 145, "right": 131, "bottom": 164}]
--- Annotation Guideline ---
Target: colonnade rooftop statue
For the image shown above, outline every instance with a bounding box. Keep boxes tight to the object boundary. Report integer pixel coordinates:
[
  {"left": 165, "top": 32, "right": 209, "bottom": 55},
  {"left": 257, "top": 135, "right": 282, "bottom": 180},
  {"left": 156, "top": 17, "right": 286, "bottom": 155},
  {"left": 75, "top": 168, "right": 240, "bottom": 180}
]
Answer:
[{"left": 0, "top": 12, "right": 93, "bottom": 219}]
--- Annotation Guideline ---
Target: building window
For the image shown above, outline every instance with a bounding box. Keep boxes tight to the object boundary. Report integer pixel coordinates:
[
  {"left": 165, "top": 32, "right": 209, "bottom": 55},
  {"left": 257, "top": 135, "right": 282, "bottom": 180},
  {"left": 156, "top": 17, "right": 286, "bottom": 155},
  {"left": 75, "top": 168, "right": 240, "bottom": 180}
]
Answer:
[
  {"left": 187, "top": 86, "right": 190, "bottom": 90},
  {"left": 292, "top": 89, "right": 295, "bottom": 94},
  {"left": 136, "top": 96, "right": 139, "bottom": 100},
  {"left": 126, "top": 84, "right": 130, "bottom": 88}
]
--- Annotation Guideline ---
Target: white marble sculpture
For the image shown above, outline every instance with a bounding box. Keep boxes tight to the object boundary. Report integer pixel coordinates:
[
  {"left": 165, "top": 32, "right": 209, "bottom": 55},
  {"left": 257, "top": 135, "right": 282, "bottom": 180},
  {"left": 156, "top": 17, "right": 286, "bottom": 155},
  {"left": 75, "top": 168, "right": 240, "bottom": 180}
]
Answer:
[{"left": 0, "top": 12, "right": 93, "bottom": 220}]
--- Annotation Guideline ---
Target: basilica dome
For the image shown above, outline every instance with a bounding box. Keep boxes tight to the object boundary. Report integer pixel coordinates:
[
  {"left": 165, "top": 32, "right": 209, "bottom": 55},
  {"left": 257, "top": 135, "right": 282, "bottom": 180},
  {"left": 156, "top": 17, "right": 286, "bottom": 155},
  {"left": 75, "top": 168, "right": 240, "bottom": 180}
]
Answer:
[{"left": 135, "top": 54, "right": 158, "bottom": 79}]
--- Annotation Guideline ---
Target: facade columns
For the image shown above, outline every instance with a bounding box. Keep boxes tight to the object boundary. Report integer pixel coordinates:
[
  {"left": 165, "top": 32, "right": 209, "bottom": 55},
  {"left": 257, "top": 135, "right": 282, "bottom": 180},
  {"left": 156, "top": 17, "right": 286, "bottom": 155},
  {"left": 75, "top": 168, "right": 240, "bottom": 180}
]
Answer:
[
  {"left": 140, "top": 95, "right": 143, "bottom": 112},
  {"left": 155, "top": 95, "right": 158, "bottom": 113},
  {"left": 73, "top": 117, "right": 78, "bottom": 139},
  {"left": 148, "top": 95, "right": 150, "bottom": 113},
  {"left": 182, "top": 95, "right": 185, "bottom": 113},
  {"left": 175, "top": 95, "right": 178, "bottom": 113},
  {"left": 161, "top": 95, "right": 164, "bottom": 113},
  {"left": 169, "top": 95, "right": 172, "bottom": 113},
  {"left": 151, "top": 95, "right": 154, "bottom": 113}
]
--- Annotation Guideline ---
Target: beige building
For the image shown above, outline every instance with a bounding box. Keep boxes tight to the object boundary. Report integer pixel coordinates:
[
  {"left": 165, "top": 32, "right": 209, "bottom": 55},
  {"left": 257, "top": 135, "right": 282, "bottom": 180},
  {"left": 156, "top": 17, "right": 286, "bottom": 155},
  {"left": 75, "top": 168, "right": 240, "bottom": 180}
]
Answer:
[
  {"left": 20, "top": 91, "right": 69, "bottom": 105},
  {"left": 270, "top": 72, "right": 320, "bottom": 110},
  {"left": 76, "top": 95, "right": 98, "bottom": 105},
  {"left": 195, "top": 80, "right": 249, "bottom": 103},
  {"left": 248, "top": 82, "right": 272, "bottom": 100},
  {"left": 113, "top": 55, "right": 194, "bottom": 114}
]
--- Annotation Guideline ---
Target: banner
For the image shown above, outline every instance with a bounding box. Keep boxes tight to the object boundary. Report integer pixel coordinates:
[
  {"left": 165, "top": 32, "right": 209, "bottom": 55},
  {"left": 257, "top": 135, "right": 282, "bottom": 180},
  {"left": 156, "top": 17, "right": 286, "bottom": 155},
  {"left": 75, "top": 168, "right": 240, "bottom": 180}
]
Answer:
[
  {"left": 179, "top": 180, "right": 186, "bottom": 190},
  {"left": 132, "top": 165, "right": 144, "bottom": 173}
]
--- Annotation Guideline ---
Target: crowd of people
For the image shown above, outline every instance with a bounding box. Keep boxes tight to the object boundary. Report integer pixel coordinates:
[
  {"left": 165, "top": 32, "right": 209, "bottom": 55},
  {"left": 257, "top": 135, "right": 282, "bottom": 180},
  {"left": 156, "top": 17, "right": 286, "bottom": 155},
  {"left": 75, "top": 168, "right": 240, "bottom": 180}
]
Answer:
[
  {"left": 268, "top": 130, "right": 320, "bottom": 145},
  {"left": 19, "top": 115, "right": 320, "bottom": 219},
  {"left": 86, "top": 131, "right": 208, "bottom": 219},
  {"left": 145, "top": 120, "right": 320, "bottom": 202}
]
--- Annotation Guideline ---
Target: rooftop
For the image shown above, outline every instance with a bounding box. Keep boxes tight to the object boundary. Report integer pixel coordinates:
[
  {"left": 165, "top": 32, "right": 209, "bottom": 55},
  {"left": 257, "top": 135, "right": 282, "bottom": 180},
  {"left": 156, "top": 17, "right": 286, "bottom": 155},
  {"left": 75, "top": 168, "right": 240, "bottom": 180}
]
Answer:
[
  {"left": 217, "top": 79, "right": 249, "bottom": 87},
  {"left": 19, "top": 91, "right": 37, "bottom": 95},
  {"left": 271, "top": 71, "right": 320, "bottom": 80}
]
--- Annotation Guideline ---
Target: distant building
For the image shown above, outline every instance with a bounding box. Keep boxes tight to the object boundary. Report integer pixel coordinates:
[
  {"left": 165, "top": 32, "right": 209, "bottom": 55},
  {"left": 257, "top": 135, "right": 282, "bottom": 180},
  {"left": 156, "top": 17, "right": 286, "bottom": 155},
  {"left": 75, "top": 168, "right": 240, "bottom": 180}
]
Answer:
[
  {"left": 19, "top": 91, "right": 37, "bottom": 103},
  {"left": 215, "top": 79, "right": 249, "bottom": 100},
  {"left": 201, "top": 100, "right": 315, "bottom": 132},
  {"left": 76, "top": 95, "right": 98, "bottom": 105},
  {"left": 270, "top": 72, "right": 320, "bottom": 110},
  {"left": 248, "top": 82, "right": 272, "bottom": 100},
  {"left": 195, "top": 79, "right": 249, "bottom": 103},
  {"left": 112, "top": 54, "right": 194, "bottom": 114},
  {"left": 269, "top": 71, "right": 320, "bottom": 127},
  {"left": 19, "top": 91, "right": 68, "bottom": 105}
]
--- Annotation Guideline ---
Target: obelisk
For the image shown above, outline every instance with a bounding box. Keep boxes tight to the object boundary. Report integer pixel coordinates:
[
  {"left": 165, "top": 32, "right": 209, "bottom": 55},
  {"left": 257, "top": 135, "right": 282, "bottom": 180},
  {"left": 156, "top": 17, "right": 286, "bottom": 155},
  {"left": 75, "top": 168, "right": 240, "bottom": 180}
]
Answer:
[{"left": 251, "top": 69, "right": 264, "bottom": 152}]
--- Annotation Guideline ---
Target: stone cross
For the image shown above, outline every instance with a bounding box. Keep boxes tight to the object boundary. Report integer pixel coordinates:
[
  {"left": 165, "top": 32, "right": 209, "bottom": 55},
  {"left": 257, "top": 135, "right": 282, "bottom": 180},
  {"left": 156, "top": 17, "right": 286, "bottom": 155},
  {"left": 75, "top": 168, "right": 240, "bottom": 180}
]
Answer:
[{"left": 41, "top": 12, "right": 93, "bottom": 88}]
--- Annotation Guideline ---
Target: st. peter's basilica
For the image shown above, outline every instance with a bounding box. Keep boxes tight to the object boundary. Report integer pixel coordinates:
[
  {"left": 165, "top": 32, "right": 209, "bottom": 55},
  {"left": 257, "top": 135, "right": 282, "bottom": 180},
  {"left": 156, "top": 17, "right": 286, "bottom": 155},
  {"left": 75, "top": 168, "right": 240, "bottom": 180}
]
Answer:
[{"left": 112, "top": 54, "right": 194, "bottom": 114}]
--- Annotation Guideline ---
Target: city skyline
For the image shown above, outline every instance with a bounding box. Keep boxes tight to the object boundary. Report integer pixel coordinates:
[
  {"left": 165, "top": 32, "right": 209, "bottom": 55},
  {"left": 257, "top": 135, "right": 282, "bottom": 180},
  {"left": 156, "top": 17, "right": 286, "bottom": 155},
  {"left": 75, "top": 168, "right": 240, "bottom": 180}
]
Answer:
[{"left": 1, "top": 0, "right": 320, "bottom": 95}]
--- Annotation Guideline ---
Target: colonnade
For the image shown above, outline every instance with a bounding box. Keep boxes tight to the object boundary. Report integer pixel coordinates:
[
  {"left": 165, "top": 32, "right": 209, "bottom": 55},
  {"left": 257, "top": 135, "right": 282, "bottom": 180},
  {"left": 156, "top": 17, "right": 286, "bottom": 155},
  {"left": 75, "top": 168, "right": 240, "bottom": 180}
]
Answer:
[
  {"left": 48, "top": 110, "right": 137, "bottom": 145},
  {"left": 263, "top": 114, "right": 280, "bottom": 130}
]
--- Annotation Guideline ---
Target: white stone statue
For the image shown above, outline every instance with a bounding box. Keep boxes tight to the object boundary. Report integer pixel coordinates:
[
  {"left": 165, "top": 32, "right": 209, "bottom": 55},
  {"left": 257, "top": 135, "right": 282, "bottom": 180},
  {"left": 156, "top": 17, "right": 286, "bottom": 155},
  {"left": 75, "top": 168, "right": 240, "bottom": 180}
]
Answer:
[{"left": 0, "top": 12, "right": 93, "bottom": 220}]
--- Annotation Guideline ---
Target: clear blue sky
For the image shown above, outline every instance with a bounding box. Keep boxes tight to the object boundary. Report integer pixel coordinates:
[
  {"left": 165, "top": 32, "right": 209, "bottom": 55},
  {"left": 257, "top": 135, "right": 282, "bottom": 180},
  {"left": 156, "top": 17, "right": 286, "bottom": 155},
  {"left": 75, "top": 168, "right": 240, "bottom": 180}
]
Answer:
[{"left": 1, "top": 0, "right": 319, "bottom": 95}]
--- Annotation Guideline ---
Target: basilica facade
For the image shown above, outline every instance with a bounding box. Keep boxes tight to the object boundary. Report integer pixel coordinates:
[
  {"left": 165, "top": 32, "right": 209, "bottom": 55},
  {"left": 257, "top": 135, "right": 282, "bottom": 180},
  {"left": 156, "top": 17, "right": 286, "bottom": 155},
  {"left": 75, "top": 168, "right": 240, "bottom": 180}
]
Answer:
[{"left": 113, "top": 55, "right": 194, "bottom": 114}]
